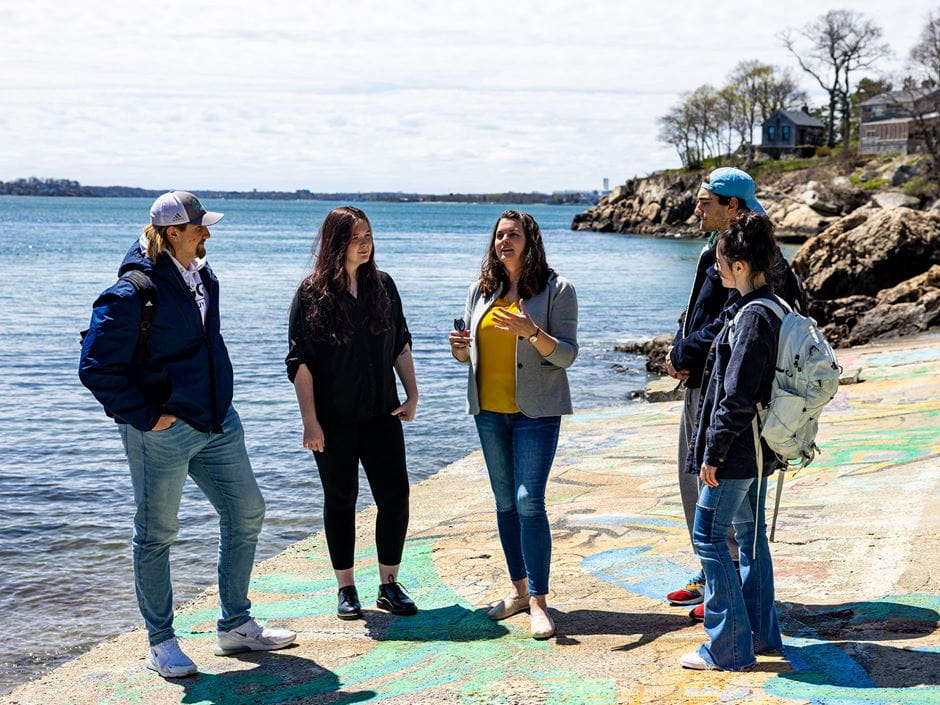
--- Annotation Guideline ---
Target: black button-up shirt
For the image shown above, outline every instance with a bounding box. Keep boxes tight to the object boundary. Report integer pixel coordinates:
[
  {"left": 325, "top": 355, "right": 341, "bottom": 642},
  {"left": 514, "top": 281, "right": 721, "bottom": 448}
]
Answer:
[{"left": 286, "top": 271, "right": 412, "bottom": 429}]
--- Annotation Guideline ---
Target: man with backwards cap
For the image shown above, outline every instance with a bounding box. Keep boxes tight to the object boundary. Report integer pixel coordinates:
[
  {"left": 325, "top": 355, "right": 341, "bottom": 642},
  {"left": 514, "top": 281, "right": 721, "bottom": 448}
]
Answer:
[
  {"left": 663, "top": 168, "right": 767, "bottom": 621},
  {"left": 80, "top": 191, "right": 296, "bottom": 678}
]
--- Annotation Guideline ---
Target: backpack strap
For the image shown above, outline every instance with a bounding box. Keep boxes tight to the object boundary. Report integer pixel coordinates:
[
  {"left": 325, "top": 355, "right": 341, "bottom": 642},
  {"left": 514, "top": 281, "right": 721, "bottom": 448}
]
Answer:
[
  {"left": 751, "top": 415, "right": 763, "bottom": 557},
  {"left": 727, "top": 296, "right": 789, "bottom": 347},
  {"left": 121, "top": 270, "right": 156, "bottom": 366}
]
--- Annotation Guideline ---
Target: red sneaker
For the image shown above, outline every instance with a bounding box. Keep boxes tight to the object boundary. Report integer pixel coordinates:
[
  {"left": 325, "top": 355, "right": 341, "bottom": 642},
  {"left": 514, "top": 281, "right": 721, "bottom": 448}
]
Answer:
[
  {"left": 689, "top": 603, "right": 704, "bottom": 622},
  {"left": 666, "top": 577, "right": 705, "bottom": 606}
]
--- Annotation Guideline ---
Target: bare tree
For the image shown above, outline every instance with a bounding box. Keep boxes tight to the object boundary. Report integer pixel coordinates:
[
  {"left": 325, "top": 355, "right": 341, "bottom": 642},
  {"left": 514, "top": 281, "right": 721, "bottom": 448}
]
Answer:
[
  {"left": 781, "top": 10, "right": 891, "bottom": 148},
  {"left": 726, "top": 60, "right": 807, "bottom": 166},
  {"left": 899, "top": 10, "right": 940, "bottom": 178}
]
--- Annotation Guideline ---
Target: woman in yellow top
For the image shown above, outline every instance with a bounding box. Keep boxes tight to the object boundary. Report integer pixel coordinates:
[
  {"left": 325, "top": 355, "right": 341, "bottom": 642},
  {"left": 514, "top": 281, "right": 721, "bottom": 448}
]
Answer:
[{"left": 449, "top": 210, "right": 578, "bottom": 640}]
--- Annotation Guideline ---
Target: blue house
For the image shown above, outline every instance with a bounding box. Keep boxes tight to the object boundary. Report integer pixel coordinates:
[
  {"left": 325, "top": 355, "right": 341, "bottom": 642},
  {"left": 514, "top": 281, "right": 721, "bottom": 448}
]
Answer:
[{"left": 760, "top": 108, "right": 826, "bottom": 158}]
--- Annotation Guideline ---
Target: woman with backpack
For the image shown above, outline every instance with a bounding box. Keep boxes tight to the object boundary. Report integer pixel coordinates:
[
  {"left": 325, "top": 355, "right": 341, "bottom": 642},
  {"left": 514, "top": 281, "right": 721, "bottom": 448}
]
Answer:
[
  {"left": 680, "top": 211, "right": 784, "bottom": 671},
  {"left": 448, "top": 210, "right": 578, "bottom": 640},
  {"left": 286, "top": 206, "right": 419, "bottom": 621}
]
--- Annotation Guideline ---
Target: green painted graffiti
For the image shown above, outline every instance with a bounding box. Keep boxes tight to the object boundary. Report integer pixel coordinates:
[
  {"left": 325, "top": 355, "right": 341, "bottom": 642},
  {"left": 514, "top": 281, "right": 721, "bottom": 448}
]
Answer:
[{"left": 71, "top": 539, "right": 621, "bottom": 705}]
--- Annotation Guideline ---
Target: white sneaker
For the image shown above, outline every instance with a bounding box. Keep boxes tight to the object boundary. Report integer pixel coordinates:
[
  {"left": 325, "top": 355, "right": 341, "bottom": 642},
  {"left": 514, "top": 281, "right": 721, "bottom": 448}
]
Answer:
[
  {"left": 679, "top": 651, "right": 718, "bottom": 670},
  {"left": 215, "top": 618, "right": 297, "bottom": 656},
  {"left": 146, "top": 638, "right": 198, "bottom": 678}
]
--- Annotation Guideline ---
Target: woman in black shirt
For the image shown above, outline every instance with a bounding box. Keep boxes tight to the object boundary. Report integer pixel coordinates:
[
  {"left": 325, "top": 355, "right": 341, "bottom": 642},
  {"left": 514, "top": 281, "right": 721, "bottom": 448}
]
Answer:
[{"left": 286, "top": 206, "right": 419, "bottom": 620}]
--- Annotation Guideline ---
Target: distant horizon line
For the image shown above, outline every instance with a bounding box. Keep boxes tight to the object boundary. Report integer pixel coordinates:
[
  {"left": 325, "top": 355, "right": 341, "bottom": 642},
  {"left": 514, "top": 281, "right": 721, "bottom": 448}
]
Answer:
[{"left": 0, "top": 176, "right": 605, "bottom": 205}]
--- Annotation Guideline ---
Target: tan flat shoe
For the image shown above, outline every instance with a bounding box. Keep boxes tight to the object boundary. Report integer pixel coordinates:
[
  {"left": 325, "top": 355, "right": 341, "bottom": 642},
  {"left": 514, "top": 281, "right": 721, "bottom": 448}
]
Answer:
[
  {"left": 487, "top": 593, "right": 530, "bottom": 620},
  {"left": 530, "top": 610, "right": 555, "bottom": 639}
]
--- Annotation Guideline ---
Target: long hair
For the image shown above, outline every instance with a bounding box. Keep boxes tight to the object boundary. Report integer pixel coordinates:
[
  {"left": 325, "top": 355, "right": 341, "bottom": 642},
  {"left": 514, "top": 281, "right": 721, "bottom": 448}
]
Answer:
[
  {"left": 716, "top": 211, "right": 776, "bottom": 285},
  {"left": 479, "top": 210, "right": 551, "bottom": 299},
  {"left": 299, "top": 206, "right": 391, "bottom": 344},
  {"left": 141, "top": 224, "right": 174, "bottom": 261}
]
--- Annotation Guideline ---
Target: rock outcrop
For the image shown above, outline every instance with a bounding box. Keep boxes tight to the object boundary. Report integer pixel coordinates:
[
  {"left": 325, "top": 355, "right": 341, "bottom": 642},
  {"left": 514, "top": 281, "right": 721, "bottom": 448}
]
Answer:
[
  {"left": 793, "top": 208, "right": 940, "bottom": 346},
  {"left": 571, "top": 173, "right": 700, "bottom": 236},
  {"left": 573, "top": 155, "right": 928, "bottom": 242}
]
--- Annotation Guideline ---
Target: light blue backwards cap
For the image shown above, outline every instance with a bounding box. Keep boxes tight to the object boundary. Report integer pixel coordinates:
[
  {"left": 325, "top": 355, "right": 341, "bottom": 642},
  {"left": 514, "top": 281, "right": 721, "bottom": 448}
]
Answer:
[{"left": 702, "top": 167, "right": 766, "bottom": 215}]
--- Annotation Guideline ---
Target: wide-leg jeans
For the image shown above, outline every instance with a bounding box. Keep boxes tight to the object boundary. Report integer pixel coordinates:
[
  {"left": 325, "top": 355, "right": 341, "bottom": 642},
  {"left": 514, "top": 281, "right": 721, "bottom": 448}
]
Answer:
[
  {"left": 474, "top": 410, "right": 561, "bottom": 596},
  {"left": 120, "top": 405, "right": 265, "bottom": 646},
  {"left": 693, "top": 475, "right": 783, "bottom": 670}
]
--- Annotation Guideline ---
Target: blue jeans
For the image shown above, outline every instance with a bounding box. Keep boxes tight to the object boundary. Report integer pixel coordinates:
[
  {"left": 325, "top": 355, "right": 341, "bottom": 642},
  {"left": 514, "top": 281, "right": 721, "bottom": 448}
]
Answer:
[
  {"left": 693, "top": 475, "right": 783, "bottom": 670},
  {"left": 474, "top": 411, "right": 561, "bottom": 596},
  {"left": 120, "top": 405, "right": 265, "bottom": 646}
]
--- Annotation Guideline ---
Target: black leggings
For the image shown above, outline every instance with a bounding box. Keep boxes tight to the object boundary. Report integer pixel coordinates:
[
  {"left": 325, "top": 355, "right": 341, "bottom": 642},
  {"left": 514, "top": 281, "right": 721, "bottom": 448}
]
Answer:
[{"left": 313, "top": 414, "right": 410, "bottom": 570}]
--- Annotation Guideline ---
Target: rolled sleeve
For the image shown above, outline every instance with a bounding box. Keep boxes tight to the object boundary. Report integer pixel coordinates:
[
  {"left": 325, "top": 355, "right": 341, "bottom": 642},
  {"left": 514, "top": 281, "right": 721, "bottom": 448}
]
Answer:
[
  {"left": 384, "top": 275, "right": 412, "bottom": 358},
  {"left": 285, "top": 290, "right": 314, "bottom": 383}
]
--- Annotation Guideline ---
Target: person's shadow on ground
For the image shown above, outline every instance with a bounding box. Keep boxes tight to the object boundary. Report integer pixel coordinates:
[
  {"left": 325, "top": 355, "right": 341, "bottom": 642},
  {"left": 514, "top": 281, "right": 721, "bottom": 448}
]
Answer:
[
  {"left": 362, "top": 603, "right": 510, "bottom": 642},
  {"left": 776, "top": 598, "right": 940, "bottom": 690},
  {"left": 164, "top": 650, "right": 377, "bottom": 705},
  {"left": 549, "top": 608, "right": 694, "bottom": 651}
]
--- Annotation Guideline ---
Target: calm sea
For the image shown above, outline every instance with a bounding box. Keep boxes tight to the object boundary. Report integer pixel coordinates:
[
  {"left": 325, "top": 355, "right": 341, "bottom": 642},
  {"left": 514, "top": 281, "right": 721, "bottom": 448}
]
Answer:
[{"left": 0, "top": 196, "right": 796, "bottom": 692}]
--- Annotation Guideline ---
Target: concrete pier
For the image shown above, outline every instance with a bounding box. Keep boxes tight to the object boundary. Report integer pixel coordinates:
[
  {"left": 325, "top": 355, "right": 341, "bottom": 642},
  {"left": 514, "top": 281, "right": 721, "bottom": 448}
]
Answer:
[{"left": 5, "top": 334, "right": 938, "bottom": 705}]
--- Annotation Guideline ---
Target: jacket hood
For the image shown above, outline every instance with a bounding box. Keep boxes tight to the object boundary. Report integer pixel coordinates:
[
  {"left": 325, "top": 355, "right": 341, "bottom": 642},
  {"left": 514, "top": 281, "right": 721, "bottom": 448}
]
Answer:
[{"left": 118, "top": 239, "right": 154, "bottom": 277}]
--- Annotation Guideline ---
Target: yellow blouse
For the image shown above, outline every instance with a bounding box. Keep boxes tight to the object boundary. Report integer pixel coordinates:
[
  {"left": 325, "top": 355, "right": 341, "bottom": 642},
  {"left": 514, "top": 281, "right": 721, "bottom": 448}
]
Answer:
[{"left": 476, "top": 298, "right": 521, "bottom": 413}]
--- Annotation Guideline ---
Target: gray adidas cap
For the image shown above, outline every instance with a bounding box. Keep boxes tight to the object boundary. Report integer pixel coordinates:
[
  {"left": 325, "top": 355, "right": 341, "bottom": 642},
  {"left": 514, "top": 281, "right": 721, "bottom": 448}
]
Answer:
[{"left": 150, "top": 191, "right": 224, "bottom": 227}]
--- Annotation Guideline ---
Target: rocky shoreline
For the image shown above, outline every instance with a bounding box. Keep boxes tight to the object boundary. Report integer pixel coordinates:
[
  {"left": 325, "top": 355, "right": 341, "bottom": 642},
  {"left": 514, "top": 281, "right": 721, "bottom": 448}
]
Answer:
[
  {"left": 596, "top": 155, "right": 939, "bottom": 357},
  {"left": 572, "top": 155, "right": 931, "bottom": 243}
]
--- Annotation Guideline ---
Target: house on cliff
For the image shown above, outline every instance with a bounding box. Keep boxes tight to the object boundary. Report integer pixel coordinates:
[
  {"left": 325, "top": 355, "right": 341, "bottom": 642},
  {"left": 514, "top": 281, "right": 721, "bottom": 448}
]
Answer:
[
  {"left": 759, "top": 108, "right": 825, "bottom": 158},
  {"left": 859, "top": 89, "right": 940, "bottom": 155}
]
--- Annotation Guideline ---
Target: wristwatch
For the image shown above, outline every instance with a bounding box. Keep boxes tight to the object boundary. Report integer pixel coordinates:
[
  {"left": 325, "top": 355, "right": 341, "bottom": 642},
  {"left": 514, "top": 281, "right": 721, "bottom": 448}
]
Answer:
[{"left": 528, "top": 328, "right": 540, "bottom": 344}]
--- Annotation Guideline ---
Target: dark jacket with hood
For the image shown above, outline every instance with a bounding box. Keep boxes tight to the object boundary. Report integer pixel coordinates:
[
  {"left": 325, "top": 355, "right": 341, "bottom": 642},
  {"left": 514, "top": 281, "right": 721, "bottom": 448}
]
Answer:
[
  {"left": 670, "top": 241, "right": 738, "bottom": 389},
  {"left": 685, "top": 284, "right": 782, "bottom": 480},
  {"left": 671, "top": 238, "right": 805, "bottom": 390},
  {"left": 79, "top": 240, "right": 234, "bottom": 433}
]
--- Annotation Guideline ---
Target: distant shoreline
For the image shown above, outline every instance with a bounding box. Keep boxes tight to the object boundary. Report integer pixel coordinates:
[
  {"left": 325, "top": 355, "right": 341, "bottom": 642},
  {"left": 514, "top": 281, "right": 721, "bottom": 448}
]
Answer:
[{"left": 0, "top": 178, "right": 600, "bottom": 206}]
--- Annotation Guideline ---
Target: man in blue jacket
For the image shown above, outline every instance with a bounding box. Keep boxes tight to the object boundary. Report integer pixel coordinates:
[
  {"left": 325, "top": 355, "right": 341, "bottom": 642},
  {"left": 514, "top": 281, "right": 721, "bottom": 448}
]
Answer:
[
  {"left": 663, "top": 168, "right": 763, "bottom": 617},
  {"left": 80, "top": 191, "right": 295, "bottom": 678}
]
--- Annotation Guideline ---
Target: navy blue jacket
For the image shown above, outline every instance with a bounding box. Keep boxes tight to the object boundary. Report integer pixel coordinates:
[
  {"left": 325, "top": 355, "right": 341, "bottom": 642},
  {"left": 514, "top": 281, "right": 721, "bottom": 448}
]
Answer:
[
  {"left": 670, "top": 241, "right": 738, "bottom": 389},
  {"left": 79, "top": 241, "right": 234, "bottom": 433},
  {"left": 685, "top": 284, "right": 782, "bottom": 480}
]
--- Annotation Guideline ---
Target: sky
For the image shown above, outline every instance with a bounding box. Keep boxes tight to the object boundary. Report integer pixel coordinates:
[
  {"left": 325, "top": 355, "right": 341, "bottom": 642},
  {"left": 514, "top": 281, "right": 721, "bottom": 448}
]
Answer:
[{"left": 1, "top": 1, "right": 935, "bottom": 193}]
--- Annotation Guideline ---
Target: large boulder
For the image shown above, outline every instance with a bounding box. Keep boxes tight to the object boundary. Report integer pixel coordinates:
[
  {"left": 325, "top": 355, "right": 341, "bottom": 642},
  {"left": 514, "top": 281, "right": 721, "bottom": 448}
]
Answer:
[
  {"left": 793, "top": 209, "right": 940, "bottom": 346},
  {"left": 792, "top": 207, "right": 940, "bottom": 300}
]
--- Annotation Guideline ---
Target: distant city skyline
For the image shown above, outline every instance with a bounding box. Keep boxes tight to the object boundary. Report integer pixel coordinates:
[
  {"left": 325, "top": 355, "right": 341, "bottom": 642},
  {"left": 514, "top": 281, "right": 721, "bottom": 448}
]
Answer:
[{"left": 1, "top": 1, "right": 932, "bottom": 193}]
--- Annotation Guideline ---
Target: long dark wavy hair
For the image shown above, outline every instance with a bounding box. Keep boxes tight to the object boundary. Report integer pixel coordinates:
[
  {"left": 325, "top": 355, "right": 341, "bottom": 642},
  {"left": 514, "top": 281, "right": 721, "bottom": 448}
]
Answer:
[
  {"left": 299, "top": 206, "right": 391, "bottom": 344},
  {"left": 479, "top": 210, "right": 551, "bottom": 299}
]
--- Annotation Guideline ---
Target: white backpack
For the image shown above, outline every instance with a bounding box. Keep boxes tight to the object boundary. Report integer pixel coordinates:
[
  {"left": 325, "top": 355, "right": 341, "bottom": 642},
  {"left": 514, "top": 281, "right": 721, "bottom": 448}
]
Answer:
[
  {"left": 730, "top": 295, "right": 841, "bottom": 467},
  {"left": 729, "top": 296, "right": 841, "bottom": 545}
]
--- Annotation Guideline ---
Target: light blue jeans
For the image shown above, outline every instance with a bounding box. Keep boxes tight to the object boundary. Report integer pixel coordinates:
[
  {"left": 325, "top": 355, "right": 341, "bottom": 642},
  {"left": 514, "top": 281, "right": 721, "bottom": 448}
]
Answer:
[
  {"left": 474, "top": 411, "right": 561, "bottom": 596},
  {"left": 693, "top": 475, "right": 783, "bottom": 670},
  {"left": 120, "top": 405, "right": 265, "bottom": 646}
]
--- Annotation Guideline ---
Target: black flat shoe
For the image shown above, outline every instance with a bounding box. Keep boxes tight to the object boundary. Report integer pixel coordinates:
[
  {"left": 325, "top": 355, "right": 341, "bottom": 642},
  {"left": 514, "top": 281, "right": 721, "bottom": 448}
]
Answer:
[
  {"left": 376, "top": 581, "right": 418, "bottom": 616},
  {"left": 337, "top": 585, "right": 362, "bottom": 620}
]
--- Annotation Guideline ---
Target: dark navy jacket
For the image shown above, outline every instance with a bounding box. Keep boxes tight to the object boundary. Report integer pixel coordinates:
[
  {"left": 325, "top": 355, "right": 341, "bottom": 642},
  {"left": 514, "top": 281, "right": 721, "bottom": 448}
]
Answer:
[
  {"left": 671, "top": 240, "right": 804, "bottom": 390},
  {"left": 79, "top": 241, "right": 234, "bottom": 433},
  {"left": 670, "top": 241, "right": 737, "bottom": 389},
  {"left": 685, "top": 284, "right": 782, "bottom": 480}
]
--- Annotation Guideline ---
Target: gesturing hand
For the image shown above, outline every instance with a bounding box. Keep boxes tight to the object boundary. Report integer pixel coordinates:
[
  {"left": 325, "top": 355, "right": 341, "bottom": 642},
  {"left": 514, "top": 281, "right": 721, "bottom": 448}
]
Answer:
[{"left": 491, "top": 299, "right": 538, "bottom": 338}]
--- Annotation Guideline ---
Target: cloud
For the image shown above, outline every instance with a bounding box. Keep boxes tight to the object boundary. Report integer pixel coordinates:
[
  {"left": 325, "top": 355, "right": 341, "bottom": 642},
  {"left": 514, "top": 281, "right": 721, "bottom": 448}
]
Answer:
[{"left": 0, "top": 0, "right": 933, "bottom": 191}]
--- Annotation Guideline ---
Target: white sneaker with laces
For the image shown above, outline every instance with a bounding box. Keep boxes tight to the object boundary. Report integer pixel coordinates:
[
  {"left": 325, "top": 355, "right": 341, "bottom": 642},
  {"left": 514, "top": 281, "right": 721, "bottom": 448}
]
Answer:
[
  {"left": 679, "top": 651, "right": 718, "bottom": 670},
  {"left": 215, "top": 618, "right": 297, "bottom": 656},
  {"left": 147, "top": 638, "right": 198, "bottom": 678}
]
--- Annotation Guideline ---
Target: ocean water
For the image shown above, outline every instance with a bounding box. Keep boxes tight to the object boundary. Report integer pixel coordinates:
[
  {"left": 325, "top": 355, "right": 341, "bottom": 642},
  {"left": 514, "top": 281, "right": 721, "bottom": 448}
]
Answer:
[{"left": 0, "top": 196, "right": 794, "bottom": 692}]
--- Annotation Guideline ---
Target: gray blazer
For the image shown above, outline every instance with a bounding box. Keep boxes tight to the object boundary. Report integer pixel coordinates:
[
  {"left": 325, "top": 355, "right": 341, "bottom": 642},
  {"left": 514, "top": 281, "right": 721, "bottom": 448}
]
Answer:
[{"left": 457, "top": 271, "right": 578, "bottom": 417}]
